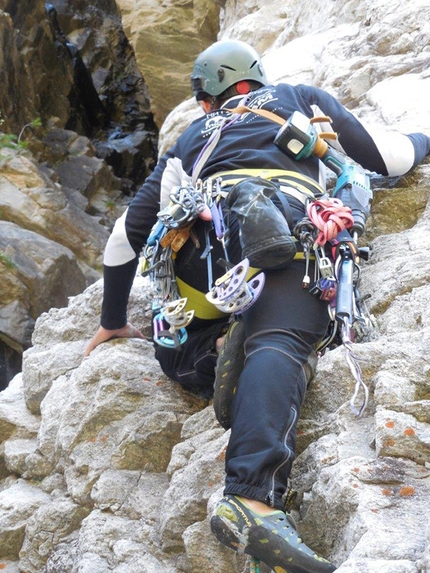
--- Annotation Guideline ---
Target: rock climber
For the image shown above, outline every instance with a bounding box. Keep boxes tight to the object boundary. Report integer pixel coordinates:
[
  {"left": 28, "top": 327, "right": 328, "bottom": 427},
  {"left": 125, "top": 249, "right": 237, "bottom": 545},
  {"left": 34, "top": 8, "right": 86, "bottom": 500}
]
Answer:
[{"left": 85, "top": 39, "right": 430, "bottom": 572}]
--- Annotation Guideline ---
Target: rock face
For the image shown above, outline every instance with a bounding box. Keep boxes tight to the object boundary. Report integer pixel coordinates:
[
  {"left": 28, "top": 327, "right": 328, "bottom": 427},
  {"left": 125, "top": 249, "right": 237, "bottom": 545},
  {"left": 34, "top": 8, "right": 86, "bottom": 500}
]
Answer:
[
  {"left": 116, "top": 0, "right": 221, "bottom": 126},
  {"left": 0, "top": 0, "right": 158, "bottom": 386},
  {"left": 0, "top": 168, "right": 429, "bottom": 571},
  {"left": 0, "top": 0, "right": 430, "bottom": 572},
  {"left": 0, "top": 143, "right": 112, "bottom": 388},
  {"left": 1, "top": 0, "right": 156, "bottom": 138}
]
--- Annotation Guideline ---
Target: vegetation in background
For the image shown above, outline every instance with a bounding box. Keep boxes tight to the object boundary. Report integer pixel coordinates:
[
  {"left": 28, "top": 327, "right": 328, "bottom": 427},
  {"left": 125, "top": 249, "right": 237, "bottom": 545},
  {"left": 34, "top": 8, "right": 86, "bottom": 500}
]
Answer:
[{"left": 0, "top": 112, "right": 42, "bottom": 151}]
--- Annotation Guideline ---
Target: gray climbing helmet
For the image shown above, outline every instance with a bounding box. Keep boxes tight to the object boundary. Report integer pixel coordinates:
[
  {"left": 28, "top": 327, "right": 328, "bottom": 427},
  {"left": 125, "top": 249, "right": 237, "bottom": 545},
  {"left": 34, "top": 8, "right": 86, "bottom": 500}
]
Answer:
[{"left": 191, "top": 40, "right": 268, "bottom": 100}]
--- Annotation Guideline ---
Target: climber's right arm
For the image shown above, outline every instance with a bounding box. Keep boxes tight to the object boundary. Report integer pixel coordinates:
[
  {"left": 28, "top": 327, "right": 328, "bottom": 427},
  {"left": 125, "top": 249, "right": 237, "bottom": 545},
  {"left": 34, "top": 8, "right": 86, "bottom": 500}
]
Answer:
[{"left": 84, "top": 147, "right": 188, "bottom": 355}]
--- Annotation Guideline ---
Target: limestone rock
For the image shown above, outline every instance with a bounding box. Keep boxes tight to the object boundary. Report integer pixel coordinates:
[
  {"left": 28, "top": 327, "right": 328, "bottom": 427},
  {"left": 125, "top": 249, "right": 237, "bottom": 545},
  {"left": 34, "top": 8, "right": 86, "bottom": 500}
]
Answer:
[
  {"left": 375, "top": 408, "right": 430, "bottom": 466},
  {"left": 22, "top": 341, "right": 88, "bottom": 415},
  {"left": 0, "top": 1, "right": 75, "bottom": 135},
  {"left": 0, "top": 151, "right": 110, "bottom": 271},
  {"left": 182, "top": 516, "right": 249, "bottom": 573},
  {"left": 0, "top": 144, "right": 114, "bottom": 386},
  {"left": 0, "top": 221, "right": 86, "bottom": 353},
  {"left": 0, "top": 561, "right": 20, "bottom": 573},
  {"left": 220, "top": 0, "right": 302, "bottom": 56},
  {"left": 160, "top": 415, "right": 227, "bottom": 551},
  {"left": 0, "top": 479, "right": 50, "bottom": 560},
  {"left": 3, "top": 438, "right": 38, "bottom": 476},
  {"left": 49, "top": 0, "right": 153, "bottom": 129},
  {"left": 116, "top": 0, "right": 221, "bottom": 126},
  {"left": 0, "top": 376, "right": 40, "bottom": 482},
  {"left": 158, "top": 99, "right": 204, "bottom": 157},
  {"left": 18, "top": 498, "right": 89, "bottom": 573},
  {"left": 0, "top": 1, "right": 429, "bottom": 572},
  {"left": 0, "top": 0, "right": 158, "bottom": 390}
]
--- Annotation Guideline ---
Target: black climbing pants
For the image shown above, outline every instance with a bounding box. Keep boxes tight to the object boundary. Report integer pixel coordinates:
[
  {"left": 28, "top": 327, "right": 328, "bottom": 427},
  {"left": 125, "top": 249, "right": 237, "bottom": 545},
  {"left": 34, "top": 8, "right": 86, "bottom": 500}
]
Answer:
[
  {"left": 156, "top": 260, "right": 331, "bottom": 510},
  {"left": 155, "top": 184, "right": 331, "bottom": 509},
  {"left": 224, "top": 262, "right": 330, "bottom": 509}
]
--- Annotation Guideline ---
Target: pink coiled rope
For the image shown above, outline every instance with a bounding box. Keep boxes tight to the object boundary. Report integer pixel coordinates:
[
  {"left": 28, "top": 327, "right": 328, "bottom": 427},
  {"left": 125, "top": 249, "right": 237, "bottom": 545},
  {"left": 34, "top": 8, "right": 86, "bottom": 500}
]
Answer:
[{"left": 307, "top": 197, "right": 354, "bottom": 246}]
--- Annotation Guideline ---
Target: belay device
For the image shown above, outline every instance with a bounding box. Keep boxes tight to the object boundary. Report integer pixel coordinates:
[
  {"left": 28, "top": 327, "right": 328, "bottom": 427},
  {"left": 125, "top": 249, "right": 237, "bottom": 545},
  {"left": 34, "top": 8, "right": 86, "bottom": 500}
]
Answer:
[{"left": 275, "top": 111, "right": 375, "bottom": 416}]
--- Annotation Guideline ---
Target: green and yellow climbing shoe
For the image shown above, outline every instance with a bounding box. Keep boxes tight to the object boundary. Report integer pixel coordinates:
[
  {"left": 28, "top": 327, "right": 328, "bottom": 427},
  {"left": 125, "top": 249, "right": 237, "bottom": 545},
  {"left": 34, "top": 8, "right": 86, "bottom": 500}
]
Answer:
[
  {"left": 213, "top": 319, "right": 246, "bottom": 430},
  {"left": 211, "top": 495, "right": 336, "bottom": 573}
]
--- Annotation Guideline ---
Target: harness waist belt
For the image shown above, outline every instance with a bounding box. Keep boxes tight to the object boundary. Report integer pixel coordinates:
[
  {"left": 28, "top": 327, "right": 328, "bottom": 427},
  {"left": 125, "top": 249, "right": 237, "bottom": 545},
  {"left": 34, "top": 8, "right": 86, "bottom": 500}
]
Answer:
[{"left": 205, "top": 169, "right": 324, "bottom": 204}]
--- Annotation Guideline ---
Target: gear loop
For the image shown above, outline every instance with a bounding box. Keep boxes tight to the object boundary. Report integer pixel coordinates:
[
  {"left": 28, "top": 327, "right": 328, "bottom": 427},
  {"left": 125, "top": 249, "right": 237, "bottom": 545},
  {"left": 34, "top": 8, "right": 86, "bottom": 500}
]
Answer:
[{"left": 158, "top": 183, "right": 207, "bottom": 229}]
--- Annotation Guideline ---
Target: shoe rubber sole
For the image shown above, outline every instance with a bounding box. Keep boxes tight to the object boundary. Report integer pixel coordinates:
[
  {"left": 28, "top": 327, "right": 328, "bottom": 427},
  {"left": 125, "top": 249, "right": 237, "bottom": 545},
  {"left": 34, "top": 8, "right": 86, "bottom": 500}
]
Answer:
[
  {"left": 213, "top": 319, "right": 246, "bottom": 430},
  {"left": 211, "top": 496, "right": 336, "bottom": 573}
]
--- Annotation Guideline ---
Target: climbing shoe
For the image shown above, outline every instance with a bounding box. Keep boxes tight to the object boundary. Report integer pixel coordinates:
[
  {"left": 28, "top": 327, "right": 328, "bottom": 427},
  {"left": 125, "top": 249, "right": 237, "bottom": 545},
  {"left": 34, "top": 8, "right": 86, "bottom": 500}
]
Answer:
[
  {"left": 211, "top": 495, "right": 336, "bottom": 573},
  {"left": 225, "top": 177, "right": 297, "bottom": 270},
  {"left": 213, "top": 319, "right": 246, "bottom": 430}
]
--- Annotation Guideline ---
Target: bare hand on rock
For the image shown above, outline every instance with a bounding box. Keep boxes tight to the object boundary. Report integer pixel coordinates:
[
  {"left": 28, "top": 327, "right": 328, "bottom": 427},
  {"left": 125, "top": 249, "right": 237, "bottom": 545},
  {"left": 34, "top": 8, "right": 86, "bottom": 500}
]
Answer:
[{"left": 84, "top": 322, "right": 145, "bottom": 357}]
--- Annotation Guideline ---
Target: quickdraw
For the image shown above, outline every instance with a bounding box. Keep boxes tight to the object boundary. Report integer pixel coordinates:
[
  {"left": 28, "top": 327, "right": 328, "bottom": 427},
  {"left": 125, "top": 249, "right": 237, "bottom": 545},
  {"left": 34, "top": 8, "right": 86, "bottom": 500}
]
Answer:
[
  {"left": 157, "top": 181, "right": 207, "bottom": 228},
  {"left": 143, "top": 221, "right": 194, "bottom": 349},
  {"left": 152, "top": 298, "right": 194, "bottom": 349}
]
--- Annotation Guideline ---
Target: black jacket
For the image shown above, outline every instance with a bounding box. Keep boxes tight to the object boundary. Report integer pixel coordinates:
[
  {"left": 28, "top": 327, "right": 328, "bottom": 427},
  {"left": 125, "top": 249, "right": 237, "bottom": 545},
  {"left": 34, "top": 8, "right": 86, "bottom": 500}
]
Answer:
[{"left": 100, "top": 83, "right": 430, "bottom": 329}]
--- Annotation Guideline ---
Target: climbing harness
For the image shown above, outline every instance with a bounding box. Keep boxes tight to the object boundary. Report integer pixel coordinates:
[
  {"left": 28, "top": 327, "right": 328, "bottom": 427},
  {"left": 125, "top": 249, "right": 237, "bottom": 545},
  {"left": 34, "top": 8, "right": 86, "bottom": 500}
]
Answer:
[{"left": 143, "top": 102, "right": 375, "bottom": 416}]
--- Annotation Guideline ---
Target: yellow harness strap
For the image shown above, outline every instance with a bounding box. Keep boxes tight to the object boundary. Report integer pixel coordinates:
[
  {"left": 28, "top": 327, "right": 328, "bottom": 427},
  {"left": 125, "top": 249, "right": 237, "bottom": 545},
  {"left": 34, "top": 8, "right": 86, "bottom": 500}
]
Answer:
[
  {"left": 177, "top": 244, "right": 312, "bottom": 320},
  {"left": 176, "top": 277, "right": 228, "bottom": 320},
  {"left": 206, "top": 168, "right": 323, "bottom": 206}
]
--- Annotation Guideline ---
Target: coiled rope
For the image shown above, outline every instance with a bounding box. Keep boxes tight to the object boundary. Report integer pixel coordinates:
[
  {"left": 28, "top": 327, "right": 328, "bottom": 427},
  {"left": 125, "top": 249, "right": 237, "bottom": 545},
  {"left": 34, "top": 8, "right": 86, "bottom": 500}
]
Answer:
[{"left": 307, "top": 197, "right": 354, "bottom": 246}]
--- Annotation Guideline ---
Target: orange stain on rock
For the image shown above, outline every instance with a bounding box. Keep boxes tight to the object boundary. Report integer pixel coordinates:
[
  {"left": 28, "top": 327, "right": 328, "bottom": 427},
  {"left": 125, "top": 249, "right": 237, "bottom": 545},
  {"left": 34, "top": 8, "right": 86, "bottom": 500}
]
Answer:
[
  {"left": 216, "top": 445, "right": 228, "bottom": 461},
  {"left": 403, "top": 427, "right": 415, "bottom": 436},
  {"left": 385, "top": 421, "right": 395, "bottom": 428},
  {"left": 399, "top": 486, "right": 415, "bottom": 497},
  {"left": 381, "top": 488, "right": 393, "bottom": 496}
]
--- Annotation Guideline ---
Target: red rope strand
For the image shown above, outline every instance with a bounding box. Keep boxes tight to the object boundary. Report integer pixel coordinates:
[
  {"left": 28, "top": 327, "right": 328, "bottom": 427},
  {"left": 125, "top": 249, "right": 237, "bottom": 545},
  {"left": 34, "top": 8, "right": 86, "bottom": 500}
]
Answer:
[{"left": 307, "top": 198, "right": 354, "bottom": 246}]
